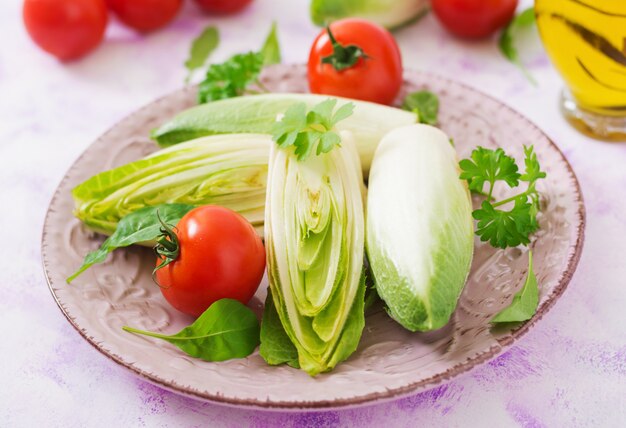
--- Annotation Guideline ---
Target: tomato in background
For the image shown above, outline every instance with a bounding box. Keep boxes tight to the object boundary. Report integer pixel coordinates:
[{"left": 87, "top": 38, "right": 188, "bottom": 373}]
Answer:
[
  {"left": 107, "top": 0, "right": 182, "bottom": 32},
  {"left": 23, "top": 0, "right": 108, "bottom": 60},
  {"left": 194, "top": 0, "right": 253, "bottom": 14},
  {"left": 308, "top": 19, "right": 403, "bottom": 105},
  {"left": 431, "top": 0, "right": 519, "bottom": 39},
  {"left": 154, "top": 205, "right": 266, "bottom": 318}
]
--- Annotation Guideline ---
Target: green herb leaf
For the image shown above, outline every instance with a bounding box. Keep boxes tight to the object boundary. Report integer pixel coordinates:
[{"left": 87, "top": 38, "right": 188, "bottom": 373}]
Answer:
[
  {"left": 259, "top": 291, "right": 300, "bottom": 368},
  {"left": 459, "top": 147, "right": 521, "bottom": 195},
  {"left": 260, "top": 22, "right": 281, "bottom": 66},
  {"left": 198, "top": 51, "right": 265, "bottom": 103},
  {"left": 499, "top": 7, "right": 537, "bottom": 85},
  {"left": 185, "top": 26, "right": 219, "bottom": 83},
  {"left": 271, "top": 99, "right": 354, "bottom": 161},
  {"left": 402, "top": 91, "right": 439, "bottom": 125},
  {"left": 473, "top": 198, "right": 536, "bottom": 249},
  {"left": 123, "top": 299, "right": 260, "bottom": 361},
  {"left": 492, "top": 251, "right": 539, "bottom": 323},
  {"left": 460, "top": 145, "right": 546, "bottom": 249},
  {"left": 67, "top": 204, "right": 194, "bottom": 283}
]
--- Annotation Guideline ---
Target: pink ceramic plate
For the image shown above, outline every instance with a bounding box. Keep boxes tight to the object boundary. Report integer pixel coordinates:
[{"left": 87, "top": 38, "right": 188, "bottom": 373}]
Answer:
[{"left": 42, "top": 65, "right": 585, "bottom": 410}]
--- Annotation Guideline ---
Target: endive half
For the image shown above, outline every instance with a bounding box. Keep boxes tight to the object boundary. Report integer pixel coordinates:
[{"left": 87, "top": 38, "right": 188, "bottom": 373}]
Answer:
[
  {"left": 366, "top": 124, "right": 474, "bottom": 332},
  {"left": 264, "top": 131, "right": 366, "bottom": 375}
]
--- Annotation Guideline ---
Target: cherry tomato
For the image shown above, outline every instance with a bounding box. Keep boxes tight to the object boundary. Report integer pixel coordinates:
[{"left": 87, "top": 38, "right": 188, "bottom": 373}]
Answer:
[
  {"left": 155, "top": 206, "right": 266, "bottom": 317},
  {"left": 194, "top": 0, "right": 253, "bottom": 14},
  {"left": 107, "top": 0, "right": 182, "bottom": 32},
  {"left": 308, "top": 19, "right": 403, "bottom": 105},
  {"left": 23, "top": 0, "right": 108, "bottom": 61},
  {"left": 431, "top": 0, "right": 519, "bottom": 39}
]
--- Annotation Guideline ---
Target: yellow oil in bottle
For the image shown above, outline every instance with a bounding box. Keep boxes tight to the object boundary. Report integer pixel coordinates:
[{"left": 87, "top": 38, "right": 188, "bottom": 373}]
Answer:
[{"left": 535, "top": 0, "right": 626, "bottom": 115}]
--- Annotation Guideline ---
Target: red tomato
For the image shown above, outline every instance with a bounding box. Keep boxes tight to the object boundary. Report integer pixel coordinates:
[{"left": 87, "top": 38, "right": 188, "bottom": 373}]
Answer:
[
  {"left": 308, "top": 19, "right": 403, "bottom": 105},
  {"left": 107, "top": 0, "right": 182, "bottom": 32},
  {"left": 431, "top": 0, "right": 519, "bottom": 39},
  {"left": 194, "top": 0, "right": 253, "bottom": 14},
  {"left": 23, "top": 0, "right": 108, "bottom": 61},
  {"left": 155, "top": 206, "right": 266, "bottom": 317}
]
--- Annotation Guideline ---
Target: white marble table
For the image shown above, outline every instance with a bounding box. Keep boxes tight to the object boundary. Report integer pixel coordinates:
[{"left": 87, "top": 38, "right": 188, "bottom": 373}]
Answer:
[{"left": 2, "top": 0, "right": 625, "bottom": 426}]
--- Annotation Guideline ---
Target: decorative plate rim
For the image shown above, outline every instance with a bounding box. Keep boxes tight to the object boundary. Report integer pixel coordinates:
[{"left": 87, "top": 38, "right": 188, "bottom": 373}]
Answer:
[{"left": 41, "top": 67, "right": 586, "bottom": 411}]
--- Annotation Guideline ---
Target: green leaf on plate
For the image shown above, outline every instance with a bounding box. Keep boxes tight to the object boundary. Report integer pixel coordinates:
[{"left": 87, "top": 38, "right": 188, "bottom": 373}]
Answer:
[
  {"left": 67, "top": 204, "right": 194, "bottom": 283},
  {"left": 259, "top": 291, "right": 300, "bottom": 368},
  {"left": 402, "top": 91, "right": 439, "bottom": 125},
  {"left": 260, "top": 22, "right": 281, "bottom": 65},
  {"left": 123, "top": 299, "right": 260, "bottom": 361},
  {"left": 185, "top": 26, "right": 220, "bottom": 83},
  {"left": 491, "top": 251, "right": 539, "bottom": 323}
]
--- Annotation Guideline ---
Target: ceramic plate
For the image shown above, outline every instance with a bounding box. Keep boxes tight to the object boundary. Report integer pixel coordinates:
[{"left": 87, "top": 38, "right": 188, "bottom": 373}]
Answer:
[{"left": 42, "top": 65, "right": 585, "bottom": 410}]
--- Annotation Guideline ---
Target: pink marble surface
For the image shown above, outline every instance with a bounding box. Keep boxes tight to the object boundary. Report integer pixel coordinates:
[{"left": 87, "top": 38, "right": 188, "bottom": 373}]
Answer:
[{"left": 1, "top": 0, "right": 624, "bottom": 426}]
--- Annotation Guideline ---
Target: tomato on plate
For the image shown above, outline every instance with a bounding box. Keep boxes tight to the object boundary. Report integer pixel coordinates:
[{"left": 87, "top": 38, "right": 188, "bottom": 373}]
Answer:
[
  {"left": 23, "top": 0, "right": 108, "bottom": 60},
  {"left": 431, "top": 0, "right": 519, "bottom": 39},
  {"left": 154, "top": 205, "right": 266, "bottom": 318},
  {"left": 107, "top": 0, "right": 182, "bottom": 32},
  {"left": 194, "top": 0, "right": 253, "bottom": 14},
  {"left": 307, "top": 19, "right": 403, "bottom": 105}
]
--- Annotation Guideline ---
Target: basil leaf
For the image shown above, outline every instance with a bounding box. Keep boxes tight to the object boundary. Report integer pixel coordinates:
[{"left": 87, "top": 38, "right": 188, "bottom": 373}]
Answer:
[
  {"left": 402, "top": 91, "right": 439, "bottom": 125},
  {"left": 259, "top": 291, "right": 300, "bottom": 368},
  {"left": 491, "top": 251, "right": 539, "bottom": 323},
  {"left": 67, "top": 204, "right": 194, "bottom": 283},
  {"left": 260, "top": 22, "right": 281, "bottom": 66},
  {"left": 123, "top": 299, "right": 260, "bottom": 361},
  {"left": 185, "top": 26, "right": 220, "bottom": 83},
  {"left": 499, "top": 7, "right": 537, "bottom": 85}
]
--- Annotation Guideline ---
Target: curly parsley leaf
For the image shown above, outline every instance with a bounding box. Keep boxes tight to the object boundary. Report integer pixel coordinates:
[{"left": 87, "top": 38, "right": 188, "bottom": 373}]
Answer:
[
  {"left": 499, "top": 7, "right": 537, "bottom": 85},
  {"left": 196, "top": 23, "right": 281, "bottom": 103},
  {"left": 185, "top": 26, "right": 219, "bottom": 83},
  {"left": 491, "top": 251, "right": 539, "bottom": 323},
  {"left": 459, "top": 147, "right": 521, "bottom": 195},
  {"left": 460, "top": 145, "right": 546, "bottom": 249},
  {"left": 271, "top": 99, "right": 355, "bottom": 161},
  {"left": 402, "top": 91, "right": 439, "bottom": 125}
]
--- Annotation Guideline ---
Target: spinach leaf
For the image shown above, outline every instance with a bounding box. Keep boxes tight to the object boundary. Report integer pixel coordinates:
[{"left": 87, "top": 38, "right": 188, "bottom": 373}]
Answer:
[
  {"left": 259, "top": 291, "right": 300, "bottom": 368},
  {"left": 67, "top": 204, "right": 194, "bottom": 283},
  {"left": 185, "top": 26, "right": 220, "bottom": 83},
  {"left": 402, "top": 91, "right": 439, "bottom": 125},
  {"left": 491, "top": 251, "right": 539, "bottom": 323},
  {"left": 123, "top": 299, "right": 260, "bottom": 361}
]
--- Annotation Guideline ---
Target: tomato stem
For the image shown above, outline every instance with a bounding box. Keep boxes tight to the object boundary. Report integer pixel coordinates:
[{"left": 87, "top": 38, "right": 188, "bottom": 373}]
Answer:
[
  {"left": 153, "top": 211, "right": 180, "bottom": 276},
  {"left": 321, "top": 25, "right": 368, "bottom": 72}
]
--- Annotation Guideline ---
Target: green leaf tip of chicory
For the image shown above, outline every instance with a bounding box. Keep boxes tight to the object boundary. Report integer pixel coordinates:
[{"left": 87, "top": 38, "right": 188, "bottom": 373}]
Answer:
[
  {"left": 310, "top": 0, "right": 429, "bottom": 30},
  {"left": 491, "top": 251, "right": 539, "bottom": 323},
  {"left": 123, "top": 299, "right": 260, "bottom": 361}
]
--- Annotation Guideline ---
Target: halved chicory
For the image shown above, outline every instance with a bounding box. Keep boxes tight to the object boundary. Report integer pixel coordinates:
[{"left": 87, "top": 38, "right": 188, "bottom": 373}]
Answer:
[
  {"left": 366, "top": 125, "right": 474, "bottom": 332},
  {"left": 263, "top": 131, "right": 366, "bottom": 375}
]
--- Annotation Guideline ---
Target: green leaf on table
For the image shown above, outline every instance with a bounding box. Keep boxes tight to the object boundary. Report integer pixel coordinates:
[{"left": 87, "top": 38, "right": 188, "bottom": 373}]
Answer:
[
  {"left": 499, "top": 7, "right": 537, "bottom": 85},
  {"left": 123, "top": 299, "right": 260, "bottom": 361},
  {"left": 260, "top": 22, "right": 281, "bottom": 65},
  {"left": 271, "top": 99, "right": 354, "bottom": 161},
  {"left": 185, "top": 26, "right": 220, "bottom": 83},
  {"left": 259, "top": 291, "right": 300, "bottom": 368},
  {"left": 67, "top": 204, "right": 194, "bottom": 283},
  {"left": 402, "top": 91, "right": 439, "bottom": 125},
  {"left": 492, "top": 251, "right": 539, "bottom": 323}
]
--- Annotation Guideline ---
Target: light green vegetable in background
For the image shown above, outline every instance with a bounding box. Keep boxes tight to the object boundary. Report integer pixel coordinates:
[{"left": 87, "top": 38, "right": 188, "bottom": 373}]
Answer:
[
  {"left": 184, "top": 26, "right": 219, "bottom": 83},
  {"left": 152, "top": 93, "right": 416, "bottom": 175},
  {"left": 73, "top": 134, "right": 271, "bottom": 237},
  {"left": 264, "top": 102, "right": 366, "bottom": 374},
  {"left": 310, "top": 0, "right": 428, "bottom": 30},
  {"left": 366, "top": 124, "right": 474, "bottom": 332}
]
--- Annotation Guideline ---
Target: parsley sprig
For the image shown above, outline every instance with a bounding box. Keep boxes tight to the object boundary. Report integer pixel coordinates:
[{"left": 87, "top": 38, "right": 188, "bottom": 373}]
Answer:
[
  {"left": 271, "top": 99, "right": 355, "bottom": 161},
  {"left": 460, "top": 145, "right": 546, "bottom": 249}
]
